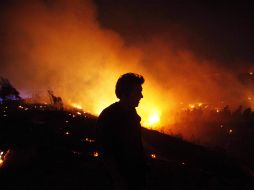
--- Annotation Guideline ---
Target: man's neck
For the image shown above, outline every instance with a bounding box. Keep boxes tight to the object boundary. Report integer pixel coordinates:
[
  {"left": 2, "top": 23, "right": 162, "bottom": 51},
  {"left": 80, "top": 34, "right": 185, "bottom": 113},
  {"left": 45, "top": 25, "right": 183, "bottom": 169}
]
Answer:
[{"left": 118, "top": 100, "right": 135, "bottom": 110}]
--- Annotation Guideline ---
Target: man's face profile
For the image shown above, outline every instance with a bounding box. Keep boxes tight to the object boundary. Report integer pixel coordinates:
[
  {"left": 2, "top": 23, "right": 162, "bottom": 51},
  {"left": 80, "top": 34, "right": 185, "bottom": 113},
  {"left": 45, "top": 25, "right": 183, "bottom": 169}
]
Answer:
[{"left": 126, "top": 84, "right": 143, "bottom": 108}]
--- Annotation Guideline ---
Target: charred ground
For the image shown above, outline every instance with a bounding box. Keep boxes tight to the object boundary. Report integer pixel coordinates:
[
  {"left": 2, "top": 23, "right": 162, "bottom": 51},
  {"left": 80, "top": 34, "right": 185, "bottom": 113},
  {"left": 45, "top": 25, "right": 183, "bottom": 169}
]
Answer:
[{"left": 0, "top": 100, "right": 253, "bottom": 190}]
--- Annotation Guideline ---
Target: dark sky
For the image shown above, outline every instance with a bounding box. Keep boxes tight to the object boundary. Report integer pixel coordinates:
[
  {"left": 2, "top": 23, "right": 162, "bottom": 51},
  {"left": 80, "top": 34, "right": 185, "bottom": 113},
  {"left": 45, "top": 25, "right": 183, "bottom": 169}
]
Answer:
[
  {"left": 0, "top": 0, "right": 254, "bottom": 67},
  {"left": 94, "top": 0, "right": 254, "bottom": 65}
]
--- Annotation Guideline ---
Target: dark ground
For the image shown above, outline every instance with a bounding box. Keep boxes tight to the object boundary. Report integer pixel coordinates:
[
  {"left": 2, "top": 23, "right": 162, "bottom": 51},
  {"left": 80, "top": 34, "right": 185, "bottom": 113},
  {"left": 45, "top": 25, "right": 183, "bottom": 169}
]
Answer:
[{"left": 0, "top": 101, "right": 254, "bottom": 190}]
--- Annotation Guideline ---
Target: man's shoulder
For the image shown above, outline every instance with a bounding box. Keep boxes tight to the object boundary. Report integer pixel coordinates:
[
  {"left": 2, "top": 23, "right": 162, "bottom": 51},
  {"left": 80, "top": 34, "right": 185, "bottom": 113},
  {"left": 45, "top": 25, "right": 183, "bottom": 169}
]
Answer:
[
  {"left": 99, "top": 102, "right": 121, "bottom": 118},
  {"left": 98, "top": 102, "right": 125, "bottom": 127}
]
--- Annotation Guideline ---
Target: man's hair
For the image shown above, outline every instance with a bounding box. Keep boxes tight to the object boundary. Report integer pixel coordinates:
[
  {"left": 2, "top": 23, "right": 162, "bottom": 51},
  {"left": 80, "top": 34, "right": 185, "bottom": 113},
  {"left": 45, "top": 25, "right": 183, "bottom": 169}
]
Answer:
[{"left": 115, "top": 73, "right": 144, "bottom": 99}]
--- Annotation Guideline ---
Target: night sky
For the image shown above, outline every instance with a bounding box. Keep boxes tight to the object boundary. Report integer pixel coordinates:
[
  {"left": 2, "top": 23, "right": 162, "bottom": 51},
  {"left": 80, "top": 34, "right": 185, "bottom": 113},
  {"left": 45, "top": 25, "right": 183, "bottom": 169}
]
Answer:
[
  {"left": 94, "top": 0, "right": 254, "bottom": 65},
  {"left": 1, "top": 0, "right": 254, "bottom": 66}
]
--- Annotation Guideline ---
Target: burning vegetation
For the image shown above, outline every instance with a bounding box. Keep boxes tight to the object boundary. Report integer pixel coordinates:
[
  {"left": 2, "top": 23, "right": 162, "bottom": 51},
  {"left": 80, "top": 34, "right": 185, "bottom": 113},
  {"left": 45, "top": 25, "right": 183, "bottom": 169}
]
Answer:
[
  {"left": 1, "top": 0, "right": 254, "bottom": 131},
  {"left": 0, "top": 79, "right": 254, "bottom": 189}
]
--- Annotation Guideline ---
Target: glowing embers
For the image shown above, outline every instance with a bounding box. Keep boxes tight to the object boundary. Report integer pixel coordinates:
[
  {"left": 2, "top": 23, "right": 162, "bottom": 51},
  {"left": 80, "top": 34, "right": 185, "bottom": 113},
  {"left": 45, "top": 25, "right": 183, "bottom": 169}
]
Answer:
[
  {"left": 90, "top": 151, "right": 99, "bottom": 158},
  {"left": 187, "top": 102, "right": 207, "bottom": 110},
  {"left": 0, "top": 150, "right": 10, "bottom": 168},
  {"left": 84, "top": 137, "right": 96, "bottom": 143},
  {"left": 181, "top": 162, "right": 186, "bottom": 166},
  {"left": 18, "top": 105, "right": 24, "bottom": 109},
  {"left": 65, "top": 131, "right": 70, "bottom": 135},
  {"left": 188, "top": 104, "right": 195, "bottom": 109},
  {"left": 0, "top": 151, "right": 3, "bottom": 166},
  {"left": 18, "top": 105, "right": 29, "bottom": 111},
  {"left": 150, "top": 153, "right": 157, "bottom": 159},
  {"left": 72, "top": 151, "right": 81, "bottom": 156}
]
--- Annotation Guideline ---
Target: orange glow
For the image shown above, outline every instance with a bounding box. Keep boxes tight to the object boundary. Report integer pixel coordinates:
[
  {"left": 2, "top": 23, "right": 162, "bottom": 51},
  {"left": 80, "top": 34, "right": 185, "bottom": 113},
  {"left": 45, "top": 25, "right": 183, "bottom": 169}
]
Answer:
[
  {"left": 0, "top": 150, "right": 10, "bottom": 168},
  {"left": 71, "top": 103, "right": 82, "bottom": 110},
  {"left": 85, "top": 137, "right": 96, "bottom": 143},
  {"left": 18, "top": 105, "right": 24, "bottom": 109},
  {"left": 143, "top": 111, "right": 160, "bottom": 128},
  {"left": 150, "top": 153, "right": 157, "bottom": 159},
  {"left": 148, "top": 114, "right": 160, "bottom": 125},
  {"left": 0, "top": 152, "right": 4, "bottom": 167},
  {"left": 93, "top": 151, "right": 99, "bottom": 157}
]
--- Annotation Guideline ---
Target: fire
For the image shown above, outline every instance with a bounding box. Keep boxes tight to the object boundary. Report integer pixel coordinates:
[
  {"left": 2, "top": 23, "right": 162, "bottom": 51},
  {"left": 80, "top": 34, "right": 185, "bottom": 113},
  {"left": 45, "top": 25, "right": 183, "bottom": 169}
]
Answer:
[
  {"left": 150, "top": 153, "right": 157, "bottom": 159},
  {"left": 70, "top": 99, "right": 165, "bottom": 130},
  {"left": 92, "top": 151, "right": 99, "bottom": 157},
  {"left": 0, "top": 150, "right": 10, "bottom": 168},
  {"left": 72, "top": 103, "right": 82, "bottom": 110},
  {"left": 0, "top": 151, "right": 4, "bottom": 167},
  {"left": 198, "top": 103, "right": 203, "bottom": 107},
  {"left": 65, "top": 80, "right": 175, "bottom": 132},
  {"left": 141, "top": 107, "right": 162, "bottom": 129},
  {"left": 84, "top": 137, "right": 96, "bottom": 143},
  {"left": 147, "top": 113, "right": 160, "bottom": 126}
]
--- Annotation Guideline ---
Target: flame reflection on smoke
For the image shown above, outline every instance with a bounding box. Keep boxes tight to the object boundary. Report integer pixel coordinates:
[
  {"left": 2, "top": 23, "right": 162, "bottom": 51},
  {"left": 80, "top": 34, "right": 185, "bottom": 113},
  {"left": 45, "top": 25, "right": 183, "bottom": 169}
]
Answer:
[{"left": 1, "top": 0, "right": 254, "bottom": 134}]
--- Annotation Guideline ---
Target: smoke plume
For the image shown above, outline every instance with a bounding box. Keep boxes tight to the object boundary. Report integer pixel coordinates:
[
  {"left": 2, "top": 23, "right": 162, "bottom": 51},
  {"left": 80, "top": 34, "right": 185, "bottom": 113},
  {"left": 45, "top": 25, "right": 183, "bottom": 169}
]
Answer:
[{"left": 0, "top": 0, "right": 252, "bottom": 130}]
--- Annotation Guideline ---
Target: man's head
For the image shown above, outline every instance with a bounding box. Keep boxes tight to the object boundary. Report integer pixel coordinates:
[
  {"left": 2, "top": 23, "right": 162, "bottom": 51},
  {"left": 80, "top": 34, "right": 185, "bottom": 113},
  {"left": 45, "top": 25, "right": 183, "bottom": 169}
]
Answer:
[{"left": 115, "top": 73, "right": 144, "bottom": 108}]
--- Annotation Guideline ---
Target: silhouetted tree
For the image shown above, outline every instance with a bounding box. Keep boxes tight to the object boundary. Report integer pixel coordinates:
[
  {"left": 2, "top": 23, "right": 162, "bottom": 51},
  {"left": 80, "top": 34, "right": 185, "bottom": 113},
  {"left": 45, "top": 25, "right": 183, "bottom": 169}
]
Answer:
[
  {"left": 48, "top": 90, "right": 63, "bottom": 110},
  {"left": 242, "top": 107, "right": 252, "bottom": 117},
  {"left": 0, "top": 77, "right": 21, "bottom": 101}
]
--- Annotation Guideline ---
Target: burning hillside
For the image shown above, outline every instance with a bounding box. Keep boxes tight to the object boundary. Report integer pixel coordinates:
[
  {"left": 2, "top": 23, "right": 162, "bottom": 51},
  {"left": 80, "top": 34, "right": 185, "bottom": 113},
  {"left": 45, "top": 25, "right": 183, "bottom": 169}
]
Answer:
[{"left": 0, "top": 100, "right": 254, "bottom": 189}]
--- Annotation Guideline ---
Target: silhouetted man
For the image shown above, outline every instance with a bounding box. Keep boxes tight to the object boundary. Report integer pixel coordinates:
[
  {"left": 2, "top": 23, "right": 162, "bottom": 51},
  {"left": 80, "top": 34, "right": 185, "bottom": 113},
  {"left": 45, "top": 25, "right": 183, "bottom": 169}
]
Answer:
[{"left": 98, "top": 73, "right": 148, "bottom": 190}]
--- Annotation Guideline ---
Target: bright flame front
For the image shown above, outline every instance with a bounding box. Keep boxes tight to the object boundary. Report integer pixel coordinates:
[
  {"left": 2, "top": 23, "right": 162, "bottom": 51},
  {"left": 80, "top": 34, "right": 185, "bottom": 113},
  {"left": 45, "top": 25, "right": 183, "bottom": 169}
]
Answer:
[{"left": 143, "top": 111, "right": 160, "bottom": 128}]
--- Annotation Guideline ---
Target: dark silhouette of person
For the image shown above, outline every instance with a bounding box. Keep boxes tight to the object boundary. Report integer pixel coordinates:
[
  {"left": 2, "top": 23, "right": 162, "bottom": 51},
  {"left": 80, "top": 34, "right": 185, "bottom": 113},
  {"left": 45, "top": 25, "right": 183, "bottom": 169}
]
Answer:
[{"left": 97, "top": 73, "right": 148, "bottom": 190}]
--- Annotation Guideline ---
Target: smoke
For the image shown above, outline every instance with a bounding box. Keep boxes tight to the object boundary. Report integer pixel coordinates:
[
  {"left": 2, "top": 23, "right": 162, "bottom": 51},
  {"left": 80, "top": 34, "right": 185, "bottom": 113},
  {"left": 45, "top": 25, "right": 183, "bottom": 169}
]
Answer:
[
  {"left": 0, "top": 0, "right": 139, "bottom": 111},
  {"left": 0, "top": 0, "right": 252, "bottom": 129}
]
